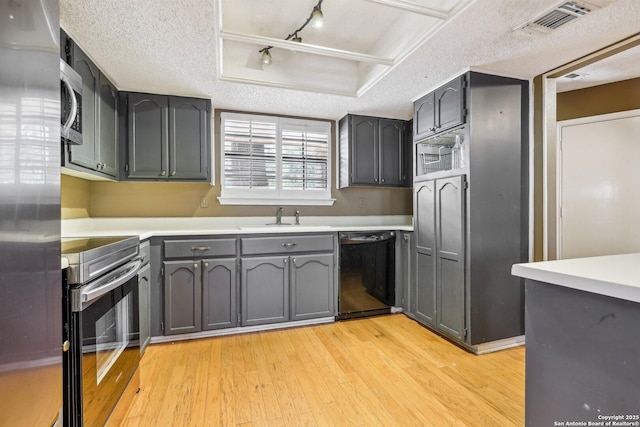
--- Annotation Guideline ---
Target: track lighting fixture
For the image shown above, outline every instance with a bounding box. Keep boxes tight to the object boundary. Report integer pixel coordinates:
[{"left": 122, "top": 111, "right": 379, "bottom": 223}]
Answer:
[
  {"left": 258, "top": 0, "right": 324, "bottom": 65},
  {"left": 260, "top": 48, "right": 272, "bottom": 65}
]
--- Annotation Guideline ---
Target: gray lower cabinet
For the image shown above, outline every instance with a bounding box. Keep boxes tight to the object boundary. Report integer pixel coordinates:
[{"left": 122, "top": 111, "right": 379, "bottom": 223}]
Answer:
[
  {"left": 413, "top": 175, "right": 466, "bottom": 341},
  {"left": 163, "top": 258, "right": 239, "bottom": 335},
  {"left": 240, "top": 234, "right": 336, "bottom": 327},
  {"left": 241, "top": 256, "right": 289, "bottom": 326},
  {"left": 163, "top": 260, "right": 202, "bottom": 335},
  {"left": 202, "top": 259, "right": 237, "bottom": 330},
  {"left": 290, "top": 253, "right": 334, "bottom": 321}
]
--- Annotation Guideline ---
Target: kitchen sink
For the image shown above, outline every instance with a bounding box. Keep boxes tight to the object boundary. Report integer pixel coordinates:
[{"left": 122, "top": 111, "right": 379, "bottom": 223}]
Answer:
[{"left": 237, "top": 225, "right": 333, "bottom": 232}]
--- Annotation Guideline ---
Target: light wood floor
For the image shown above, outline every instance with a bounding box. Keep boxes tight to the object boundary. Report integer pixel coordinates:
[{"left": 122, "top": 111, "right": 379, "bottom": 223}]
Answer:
[{"left": 121, "top": 314, "right": 525, "bottom": 426}]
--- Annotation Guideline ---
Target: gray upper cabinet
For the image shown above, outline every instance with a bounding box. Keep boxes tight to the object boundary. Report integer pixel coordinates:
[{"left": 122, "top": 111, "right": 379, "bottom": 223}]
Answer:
[
  {"left": 65, "top": 43, "right": 118, "bottom": 179},
  {"left": 241, "top": 256, "right": 290, "bottom": 326},
  {"left": 123, "top": 92, "right": 211, "bottom": 182},
  {"left": 413, "top": 92, "right": 436, "bottom": 141},
  {"left": 413, "top": 75, "right": 466, "bottom": 141},
  {"left": 339, "top": 114, "right": 410, "bottom": 188}
]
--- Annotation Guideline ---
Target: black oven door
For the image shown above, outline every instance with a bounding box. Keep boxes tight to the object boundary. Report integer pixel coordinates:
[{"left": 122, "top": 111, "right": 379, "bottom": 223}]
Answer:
[{"left": 70, "top": 259, "right": 141, "bottom": 427}]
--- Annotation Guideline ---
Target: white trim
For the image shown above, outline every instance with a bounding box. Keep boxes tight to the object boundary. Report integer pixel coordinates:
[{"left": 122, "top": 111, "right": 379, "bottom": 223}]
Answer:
[
  {"left": 218, "top": 74, "right": 358, "bottom": 97},
  {"left": 220, "top": 112, "right": 333, "bottom": 206},
  {"left": 217, "top": 197, "right": 335, "bottom": 206},
  {"left": 150, "top": 317, "right": 335, "bottom": 344},
  {"left": 220, "top": 31, "right": 394, "bottom": 65},
  {"left": 362, "top": 0, "right": 449, "bottom": 19}
]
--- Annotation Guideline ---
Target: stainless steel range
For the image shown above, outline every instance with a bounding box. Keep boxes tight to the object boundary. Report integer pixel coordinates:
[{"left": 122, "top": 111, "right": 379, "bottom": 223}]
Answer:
[{"left": 62, "top": 236, "right": 141, "bottom": 427}]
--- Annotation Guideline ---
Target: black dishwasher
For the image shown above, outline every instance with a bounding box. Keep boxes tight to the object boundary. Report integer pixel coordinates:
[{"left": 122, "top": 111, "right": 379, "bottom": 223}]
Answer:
[{"left": 338, "top": 231, "right": 395, "bottom": 320}]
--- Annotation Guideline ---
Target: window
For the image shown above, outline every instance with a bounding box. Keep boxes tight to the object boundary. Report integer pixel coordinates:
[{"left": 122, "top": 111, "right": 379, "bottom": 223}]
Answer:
[{"left": 219, "top": 112, "right": 334, "bottom": 205}]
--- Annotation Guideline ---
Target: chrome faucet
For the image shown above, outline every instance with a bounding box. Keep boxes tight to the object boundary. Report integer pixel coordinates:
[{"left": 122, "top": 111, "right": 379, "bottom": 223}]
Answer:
[
  {"left": 276, "top": 206, "right": 284, "bottom": 225},
  {"left": 295, "top": 210, "right": 300, "bottom": 225}
]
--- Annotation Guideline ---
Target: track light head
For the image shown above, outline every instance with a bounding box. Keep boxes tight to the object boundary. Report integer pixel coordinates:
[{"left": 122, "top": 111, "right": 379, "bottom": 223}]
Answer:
[
  {"left": 260, "top": 49, "right": 272, "bottom": 65},
  {"left": 310, "top": 6, "right": 324, "bottom": 29}
]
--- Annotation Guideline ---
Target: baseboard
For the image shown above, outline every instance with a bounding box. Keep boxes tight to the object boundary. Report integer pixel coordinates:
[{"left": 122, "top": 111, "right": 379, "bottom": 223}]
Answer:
[
  {"left": 150, "top": 317, "right": 335, "bottom": 344},
  {"left": 471, "top": 335, "right": 526, "bottom": 355}
]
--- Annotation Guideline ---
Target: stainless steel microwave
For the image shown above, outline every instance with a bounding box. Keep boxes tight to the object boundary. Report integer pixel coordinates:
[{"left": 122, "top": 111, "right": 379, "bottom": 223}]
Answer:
[{"left": 60, "top": 58, "right": 83, "bottom": 145}]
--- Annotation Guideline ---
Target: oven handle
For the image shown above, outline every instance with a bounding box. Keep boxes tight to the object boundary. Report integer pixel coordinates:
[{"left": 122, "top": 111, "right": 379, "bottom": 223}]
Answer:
[{"left": 80, "top": 259, "right": 141, "bottom": 305}]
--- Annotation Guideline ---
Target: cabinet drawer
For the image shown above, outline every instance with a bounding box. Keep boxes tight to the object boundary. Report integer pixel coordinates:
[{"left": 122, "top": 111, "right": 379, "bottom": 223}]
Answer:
[
  {"left": 241, "top": 235, "right": 334, "bottom": 255},
  {"left": 164, "top": 238, "right": 236, "bottom": 258},
  {"left": 139, "top": 240, "right": 151, "bottom": 265}
]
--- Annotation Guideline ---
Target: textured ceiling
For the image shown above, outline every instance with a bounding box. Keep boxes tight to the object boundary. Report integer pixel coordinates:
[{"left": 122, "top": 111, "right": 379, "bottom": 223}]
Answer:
[{"left": 60, "top": 0, "right": 640, "bottom": 121}]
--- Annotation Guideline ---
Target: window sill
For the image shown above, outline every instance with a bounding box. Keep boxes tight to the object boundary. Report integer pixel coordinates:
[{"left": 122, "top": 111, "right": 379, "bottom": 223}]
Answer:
[{"left": 217, "top": 197, "right": 336, "bottom": 206}]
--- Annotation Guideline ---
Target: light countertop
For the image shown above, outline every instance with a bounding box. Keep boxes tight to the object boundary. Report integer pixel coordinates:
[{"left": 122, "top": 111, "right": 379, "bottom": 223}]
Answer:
[
  {"left": 512, "top": 253, "right": 640, "bottom": 304},
  {"left": 62, "top": 215, "right": 413, "bottom": 241}
]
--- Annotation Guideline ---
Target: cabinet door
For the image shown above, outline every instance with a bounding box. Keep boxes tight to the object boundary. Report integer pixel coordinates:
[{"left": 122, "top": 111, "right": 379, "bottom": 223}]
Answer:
[
  {"left": 169, "top": 97, "right": 209, "bottom": 180},
  {"left": 435, "top": 175, "right": 466, "bottom": 340},
  {"left": 127, "top": 93, "right": 168, "bottom": 179},
  {"left": 413, "top": 92, "right": 436, "bottom": 140},
  {"left": 379, "top": 119, "right": 404, "bottom": 187},
  {"left": 202, "top": 259, "right": 237, "bottom": 330},
  {"left": 241, "top": 256, "right": 289, "bottom": 326},
  {"left": 69, "top": 45, "right": 99, "bottom": 170},
  {"left": 350, "top": 116, "right": 378, "bottom": 185},
  {"left": 414, "top": 180, "right": 436, "bottom": 325},
  {"left": 164, "top": 260, "right": 201, "bottom": 335},
  {"left": 290, "top": 254, "right": 334, "bottom": 321},
  {"left": 435, "top": 75, "right": 465, "bottom": 133},
  {"left": 98, "top": 73, "right": 118, "bottom": 177},
  {"left": 138, "top": 263, "right": 151, "bottom": 354}
]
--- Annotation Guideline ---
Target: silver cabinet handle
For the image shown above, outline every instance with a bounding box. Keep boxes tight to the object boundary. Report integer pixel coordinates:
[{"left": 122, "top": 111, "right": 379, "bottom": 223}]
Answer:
[
  {"left": 62, "top": 340, "right": 70, "bottom": 352},
  {"left": 192, "top": 246, "right": 210, "bottom": 251},
  {"left": 171, "top": 171, "right": 176, "bottom": 176},
  {"left": 281, "top": 242, "right": 297, "bottom": 249},
  {"left": 381, "top": 178, "right": 385, "bottom": 183},
  {"left": 292, "top": 258, "right": 296, "bottom": 265},
  {"left": 283, "top": 258, "right": 288, "bottom": 264},
  {"left": 194, "top": 263, "right": 198, "bottom": 269},
  {"left": 160, "top": 171, "right": 166, "bottom": 176},
  {"left": 403, "top": 235, "right": 409, "bottom": 242},
  {"left": 204, "top": 262, "right": 209, "bottom": 268}
]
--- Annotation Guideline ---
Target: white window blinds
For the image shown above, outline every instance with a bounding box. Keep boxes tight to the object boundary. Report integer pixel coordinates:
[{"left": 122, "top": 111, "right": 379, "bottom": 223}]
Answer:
[
  {"left": 223, "top": 116, "right": 277, "bottom": 191},
  {"left": 220, "top": 113, "right": 333, "bottom": 205}
]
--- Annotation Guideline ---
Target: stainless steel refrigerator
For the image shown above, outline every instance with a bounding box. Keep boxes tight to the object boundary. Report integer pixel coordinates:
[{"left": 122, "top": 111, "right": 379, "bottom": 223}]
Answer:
[{"left": 0, "top": 0, "right": 62, "bottom": 426}]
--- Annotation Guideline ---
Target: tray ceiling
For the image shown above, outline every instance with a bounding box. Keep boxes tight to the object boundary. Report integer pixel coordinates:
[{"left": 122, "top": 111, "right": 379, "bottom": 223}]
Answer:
[{"left": 216, "top": 0, "right": 472, "bottom": 96}]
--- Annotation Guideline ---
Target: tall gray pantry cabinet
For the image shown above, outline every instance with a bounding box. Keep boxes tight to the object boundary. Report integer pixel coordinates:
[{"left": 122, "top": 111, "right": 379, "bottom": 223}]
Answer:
[{"left": 409, "top": 72, "right": 529, "bottom": 352}]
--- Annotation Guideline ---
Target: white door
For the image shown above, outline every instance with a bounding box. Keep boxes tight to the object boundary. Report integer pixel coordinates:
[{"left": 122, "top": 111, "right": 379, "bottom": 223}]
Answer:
[{"left": 559, "top": 111, "right": 640, "bottom": 259}]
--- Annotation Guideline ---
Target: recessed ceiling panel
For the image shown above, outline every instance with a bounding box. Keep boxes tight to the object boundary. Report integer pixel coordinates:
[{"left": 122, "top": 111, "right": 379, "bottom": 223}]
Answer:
[{"left": 217, "top": 0, "right": 473, "bottom": 95}]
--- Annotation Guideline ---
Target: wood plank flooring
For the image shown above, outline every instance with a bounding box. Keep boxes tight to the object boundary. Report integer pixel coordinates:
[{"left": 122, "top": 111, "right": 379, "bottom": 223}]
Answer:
[{"left": 121, "top": 314, "right": 524, "bottom": 426}]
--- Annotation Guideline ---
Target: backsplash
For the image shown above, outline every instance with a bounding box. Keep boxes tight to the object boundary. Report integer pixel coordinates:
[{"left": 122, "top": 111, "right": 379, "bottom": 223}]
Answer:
[{"left": 61, "top": 175, "right": 412, "bottom": 219}]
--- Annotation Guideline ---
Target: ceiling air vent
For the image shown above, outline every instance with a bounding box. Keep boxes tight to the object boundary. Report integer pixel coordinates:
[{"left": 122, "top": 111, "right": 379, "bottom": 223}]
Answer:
[{"left": 516, "top": 1, "right": 603, "bottom": 35}]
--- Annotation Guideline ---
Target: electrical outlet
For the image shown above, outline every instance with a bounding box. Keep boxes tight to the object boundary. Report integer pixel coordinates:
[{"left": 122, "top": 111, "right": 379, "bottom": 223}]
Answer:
[
  {"left": 359, "top": 197, "right": 366, "bottom": 208},
  {"left": 200, "top": 196, "right": 209, "bottom": 208}
]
